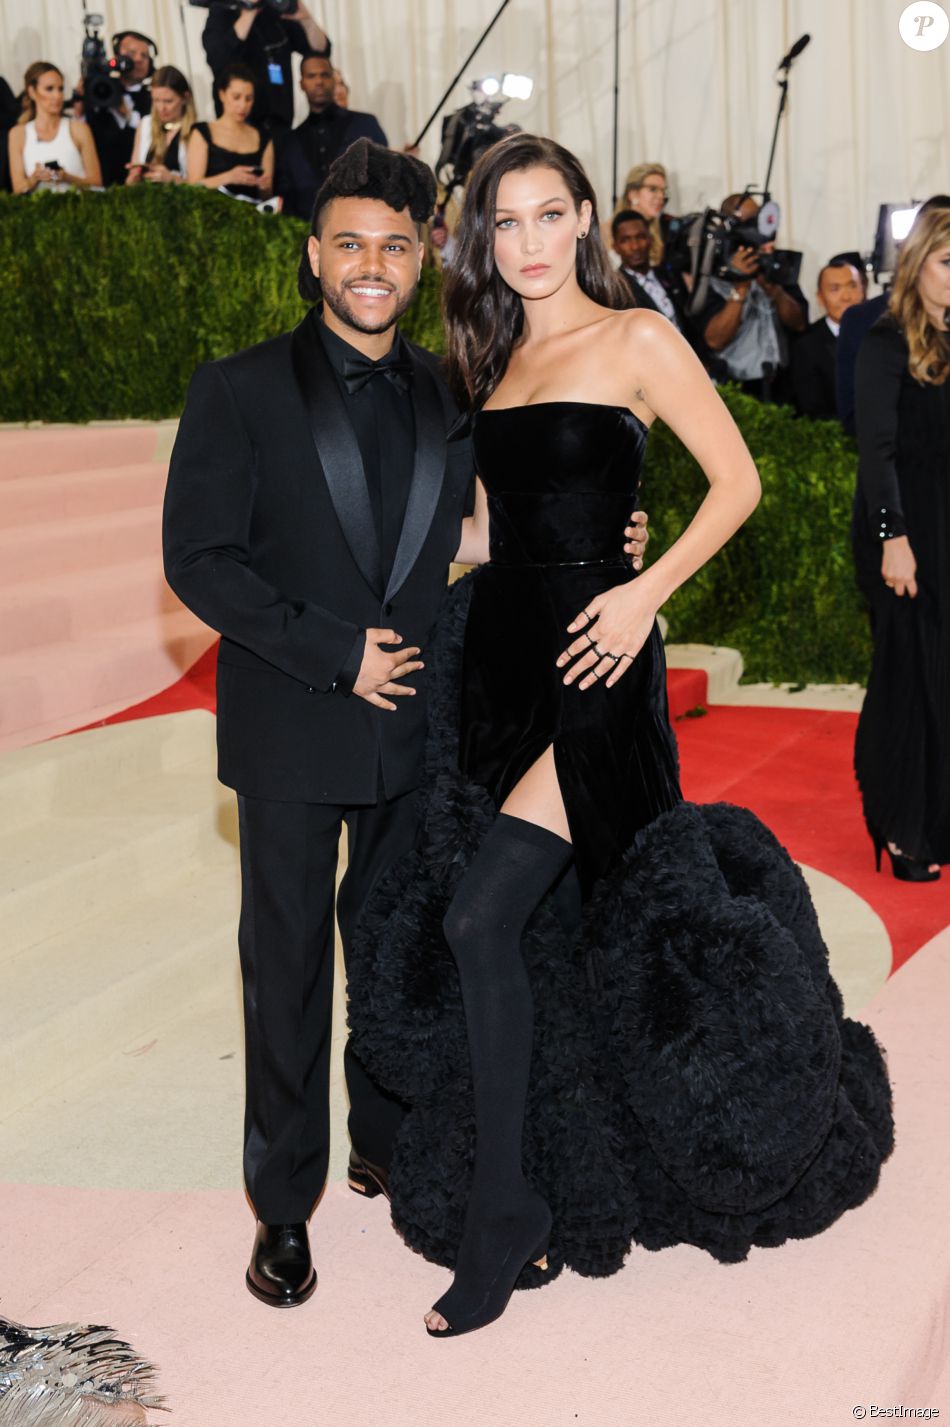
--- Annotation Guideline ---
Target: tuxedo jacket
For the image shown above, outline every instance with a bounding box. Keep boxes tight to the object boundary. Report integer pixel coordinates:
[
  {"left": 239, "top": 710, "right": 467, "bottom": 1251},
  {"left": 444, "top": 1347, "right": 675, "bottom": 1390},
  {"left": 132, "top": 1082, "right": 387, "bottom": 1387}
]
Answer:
[
  {"left": 163, "top": 312, "right": 473, "bottom": 804},
  {"left": 791, "top": 316, "right": 837, "bottom": 419}
]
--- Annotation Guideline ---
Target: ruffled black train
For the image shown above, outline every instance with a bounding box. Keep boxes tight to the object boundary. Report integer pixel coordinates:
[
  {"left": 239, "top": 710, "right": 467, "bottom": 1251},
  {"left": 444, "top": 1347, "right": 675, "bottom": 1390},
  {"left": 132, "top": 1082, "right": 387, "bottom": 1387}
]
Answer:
[{"left": 348, "top": 573, "right": 895, "bottom": 1287}]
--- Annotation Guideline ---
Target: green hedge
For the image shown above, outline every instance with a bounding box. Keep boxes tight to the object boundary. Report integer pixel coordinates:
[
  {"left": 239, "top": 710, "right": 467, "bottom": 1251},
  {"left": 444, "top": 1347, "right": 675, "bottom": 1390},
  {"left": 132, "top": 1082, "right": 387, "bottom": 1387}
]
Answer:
[
  {"left": 1, "top": 185, "right": 869, "bottom": 684},
  {"left": 0, "top": 185, "right": 444, "bottom": 422},
  {"left": 648, "top": 387, "right": 870, "bottom": 684}
]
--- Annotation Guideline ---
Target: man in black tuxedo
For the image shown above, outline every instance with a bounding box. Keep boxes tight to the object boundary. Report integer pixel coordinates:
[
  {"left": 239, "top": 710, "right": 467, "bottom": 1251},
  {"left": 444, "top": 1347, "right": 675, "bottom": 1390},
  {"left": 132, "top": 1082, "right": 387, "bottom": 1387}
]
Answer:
[
  {"left": 277, "top": 52, "right": 388, "bottom": 220},
  {"left": 164, "top": 140, "right": 649, "bottom": 1308},
  {"left": 791, "top": 256, "right": 864, "bottom": 419}
]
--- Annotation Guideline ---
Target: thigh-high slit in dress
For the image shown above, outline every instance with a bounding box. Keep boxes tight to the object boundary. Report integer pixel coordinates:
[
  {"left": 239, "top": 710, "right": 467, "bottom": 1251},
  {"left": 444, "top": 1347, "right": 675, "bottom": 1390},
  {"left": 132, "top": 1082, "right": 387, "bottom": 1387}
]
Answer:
[{"left": 348, "top": 401, "right": 895, "bottom": 1284}]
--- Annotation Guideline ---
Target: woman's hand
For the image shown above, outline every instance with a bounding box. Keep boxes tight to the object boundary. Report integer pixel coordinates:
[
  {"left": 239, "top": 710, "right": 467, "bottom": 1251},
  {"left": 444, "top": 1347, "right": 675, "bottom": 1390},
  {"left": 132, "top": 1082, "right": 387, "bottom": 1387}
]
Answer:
[
  {"left": 226, "top": 164, "right": 262, "bottom": 188},
  {"left": 624, "top": 508, "right": 649, "bottom": 569},
  {"left": 557, "top": 583, "right": 659, "bottom": 690},
  {"left": 145, "top": 162, "right": 180, "bottom": 184},
  {"left": 881, "top": 535, "right": 918, "bottom": 597},
  {"left": 29, "top": 164, "right": 54, "bottom": 189}
]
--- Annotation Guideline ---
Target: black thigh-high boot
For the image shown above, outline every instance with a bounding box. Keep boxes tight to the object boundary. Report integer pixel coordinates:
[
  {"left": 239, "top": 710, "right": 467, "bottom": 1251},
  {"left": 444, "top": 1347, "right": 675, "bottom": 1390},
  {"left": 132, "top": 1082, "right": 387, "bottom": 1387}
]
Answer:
[{"left": 427, "top": 812, "right": 573, "bottom": 1337}]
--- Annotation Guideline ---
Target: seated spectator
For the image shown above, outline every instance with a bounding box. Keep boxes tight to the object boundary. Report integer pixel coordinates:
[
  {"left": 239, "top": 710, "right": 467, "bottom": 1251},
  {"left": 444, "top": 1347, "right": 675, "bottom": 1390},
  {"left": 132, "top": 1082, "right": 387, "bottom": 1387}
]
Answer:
[
  {"left": 696, "top": 193, "right": 809, "bottom": 403},
  {"left": 83, "top": 31, "right": 155, "bottom": 187},
  {"left": 275, "top": 51, "right": 386, "bottom": 221},
  {"left": 619, "top": 162, "right": 671, "bottom": 267},
  {"left": 8, "top": 61, "right": 101, "bottom": 194},
  {"left": 201, "top": 2, "right": 330, "bottom": 133},
  {"left": 333, "top": 69, "right": 349, "bottom": 107},
  {"left": 792, "top": 256, "right": 865, "bottom": 418},
  {"left": 187, "top": 63, "right": 274, "bottom": 201},
  {"left": 126, "top": 66, "right": 196, "bottom": 185}
]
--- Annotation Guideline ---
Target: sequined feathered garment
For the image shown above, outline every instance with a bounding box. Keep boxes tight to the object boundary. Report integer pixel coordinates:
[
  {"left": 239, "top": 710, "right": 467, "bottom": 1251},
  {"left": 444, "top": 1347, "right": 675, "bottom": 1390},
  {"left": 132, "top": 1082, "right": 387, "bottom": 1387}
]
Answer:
[{"left": 0, "top": 1317, "right": 164, "bottom": 1427}]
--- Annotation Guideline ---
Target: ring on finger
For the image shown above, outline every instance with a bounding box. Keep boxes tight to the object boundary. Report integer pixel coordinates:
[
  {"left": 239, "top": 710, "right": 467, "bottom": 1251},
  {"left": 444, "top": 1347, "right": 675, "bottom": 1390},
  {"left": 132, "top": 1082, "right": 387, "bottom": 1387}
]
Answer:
[
  {"left": 578, "top": 609, "right": 594, "bottom": 626},
  {"left": 584, "top": 631, "right": 598, "bottom": 649}
]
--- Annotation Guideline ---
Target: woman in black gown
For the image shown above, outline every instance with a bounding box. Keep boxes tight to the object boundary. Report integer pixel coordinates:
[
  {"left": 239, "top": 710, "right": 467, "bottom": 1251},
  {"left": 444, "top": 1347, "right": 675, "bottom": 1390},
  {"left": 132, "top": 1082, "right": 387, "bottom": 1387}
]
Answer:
[
  {"left": 852, "top": 199, "right": 950, "bottom": 879},
  {"left": 348, "top": 135, "right": 894, "bottom": 1338}
]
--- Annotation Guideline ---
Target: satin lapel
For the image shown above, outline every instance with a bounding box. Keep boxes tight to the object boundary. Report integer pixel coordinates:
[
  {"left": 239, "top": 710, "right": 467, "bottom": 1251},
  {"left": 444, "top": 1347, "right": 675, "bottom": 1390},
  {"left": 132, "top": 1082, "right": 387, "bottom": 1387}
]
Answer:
[
  {"left": 384, "top": 352, "right": 447, "bottom": 603},
  {"left": 290, "top": 315, "right": 383, "bottom": 597}
]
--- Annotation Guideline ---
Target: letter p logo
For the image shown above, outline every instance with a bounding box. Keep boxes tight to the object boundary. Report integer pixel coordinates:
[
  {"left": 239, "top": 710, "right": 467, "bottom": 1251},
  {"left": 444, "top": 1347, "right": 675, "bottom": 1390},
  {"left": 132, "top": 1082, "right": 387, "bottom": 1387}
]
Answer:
[{"left": 899, "top": 2, "right": 949, "bottom": 48}]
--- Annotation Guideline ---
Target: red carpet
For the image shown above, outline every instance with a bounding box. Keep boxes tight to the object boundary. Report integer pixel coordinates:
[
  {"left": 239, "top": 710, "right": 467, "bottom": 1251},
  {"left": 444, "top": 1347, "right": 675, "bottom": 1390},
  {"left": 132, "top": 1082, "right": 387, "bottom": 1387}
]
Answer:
[
  {"left": 675, "top": 704, "right": 949, "bottom": 972},
  {"left": 68, "top": 645, "right": 946, "bottom": 973}
]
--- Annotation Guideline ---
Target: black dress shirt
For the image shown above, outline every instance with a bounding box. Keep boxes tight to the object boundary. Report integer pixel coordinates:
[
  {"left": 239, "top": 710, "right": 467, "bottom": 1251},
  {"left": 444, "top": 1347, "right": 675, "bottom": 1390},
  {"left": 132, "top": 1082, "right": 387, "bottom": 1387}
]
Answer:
[{"left": 315, "top": 314, "right": 417, "bottom": 689}]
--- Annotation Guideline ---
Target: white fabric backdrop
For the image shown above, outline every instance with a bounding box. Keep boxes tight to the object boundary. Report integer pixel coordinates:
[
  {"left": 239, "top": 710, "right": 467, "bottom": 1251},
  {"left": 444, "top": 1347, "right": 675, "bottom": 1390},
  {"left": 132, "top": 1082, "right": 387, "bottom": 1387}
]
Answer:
[{"left": 4, "top": 0, "right": 950, "bottom": 298}]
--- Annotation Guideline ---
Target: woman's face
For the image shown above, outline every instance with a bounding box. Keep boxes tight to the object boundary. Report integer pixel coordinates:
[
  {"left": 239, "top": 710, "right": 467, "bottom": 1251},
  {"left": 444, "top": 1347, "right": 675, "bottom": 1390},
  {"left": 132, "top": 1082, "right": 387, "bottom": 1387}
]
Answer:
[
  {"left": 152, "top": 85, "right": 187, "bottom": 125},
  {"left": 917, "top": 244, "right": 950, "bottom": 325},
  {"left": 629, "top": 173, "right": 667, "bottom": 219},
  {"left": 220, "top": 79, "right": 254, "bottom": 122},
  {"left": 30, "top": 69, "right": 64, "bottom": 117},
  {"left": 492, "top": 165, "right": 591, "bottom": 302}
]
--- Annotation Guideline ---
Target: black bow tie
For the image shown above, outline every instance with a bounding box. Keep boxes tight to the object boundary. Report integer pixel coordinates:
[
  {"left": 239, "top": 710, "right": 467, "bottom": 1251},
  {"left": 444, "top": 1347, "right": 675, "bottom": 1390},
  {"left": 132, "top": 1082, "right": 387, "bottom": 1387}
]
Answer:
[{"left": 341, "top": 352, "right": 414, "bottom": 396}]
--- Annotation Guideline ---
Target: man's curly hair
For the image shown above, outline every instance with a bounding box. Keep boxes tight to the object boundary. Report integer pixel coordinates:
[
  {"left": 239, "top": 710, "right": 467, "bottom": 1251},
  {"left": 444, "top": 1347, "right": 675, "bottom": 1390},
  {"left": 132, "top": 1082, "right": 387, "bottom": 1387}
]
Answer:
[{"left": 297, "top": 139, "right": 437, "bottom": 302}]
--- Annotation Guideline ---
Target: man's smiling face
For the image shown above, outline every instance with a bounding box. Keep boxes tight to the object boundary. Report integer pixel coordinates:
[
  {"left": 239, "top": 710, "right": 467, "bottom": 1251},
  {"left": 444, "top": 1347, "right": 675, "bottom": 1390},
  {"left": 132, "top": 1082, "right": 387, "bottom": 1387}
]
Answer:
[{"left": 307, "top": 196, "right": 424, "bottom": 335}]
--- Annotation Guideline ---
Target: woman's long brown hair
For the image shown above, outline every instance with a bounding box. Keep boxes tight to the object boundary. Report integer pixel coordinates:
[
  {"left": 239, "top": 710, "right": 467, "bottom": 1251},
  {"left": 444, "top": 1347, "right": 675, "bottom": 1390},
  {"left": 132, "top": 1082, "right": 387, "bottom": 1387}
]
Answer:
[
  {"left": 443, "top": 133, "right": 632, "bottom": 410},
  {"left": 18, "top": 63, "right": 63, "bottom": 125},
  {"left": 888, "top": 199, "right": 950, "bottom": 386}
]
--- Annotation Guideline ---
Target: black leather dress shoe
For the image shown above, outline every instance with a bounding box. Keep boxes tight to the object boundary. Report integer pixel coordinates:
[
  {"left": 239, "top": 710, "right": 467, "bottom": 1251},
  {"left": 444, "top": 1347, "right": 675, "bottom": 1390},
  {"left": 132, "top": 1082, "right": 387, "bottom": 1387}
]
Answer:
[
  {"left": 347, "top": 1149, "right": 391, "bottom": 1201},
  {"left": 246, "top": 1221, "right": 316, "bottom": 1308}
]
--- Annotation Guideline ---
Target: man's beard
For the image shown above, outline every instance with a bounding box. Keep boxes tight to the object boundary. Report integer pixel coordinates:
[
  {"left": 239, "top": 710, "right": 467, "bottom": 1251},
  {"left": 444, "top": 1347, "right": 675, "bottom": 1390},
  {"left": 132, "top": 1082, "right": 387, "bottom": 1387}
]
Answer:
[{"left": 320, "top": 275, "right": 418, "bottom": 336}]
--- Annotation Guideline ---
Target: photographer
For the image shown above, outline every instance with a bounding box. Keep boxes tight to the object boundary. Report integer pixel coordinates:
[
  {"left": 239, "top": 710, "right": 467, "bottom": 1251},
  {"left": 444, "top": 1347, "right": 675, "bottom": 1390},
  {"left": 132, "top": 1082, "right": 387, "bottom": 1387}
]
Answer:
[
  {"left": 83, "top": 31, "right": 156, "bottom": 187},
  {"left": 201, "top": 2, "right": 330, "bottom": 132},
  {"left": 699, "top": 193, "right": 809, "bottom": 403},
  {"left": 188, "top": 63, "right": 274, "bottom": 200},
  {"left": 8, "top": 62, "right": 101, "bottom": 194}
]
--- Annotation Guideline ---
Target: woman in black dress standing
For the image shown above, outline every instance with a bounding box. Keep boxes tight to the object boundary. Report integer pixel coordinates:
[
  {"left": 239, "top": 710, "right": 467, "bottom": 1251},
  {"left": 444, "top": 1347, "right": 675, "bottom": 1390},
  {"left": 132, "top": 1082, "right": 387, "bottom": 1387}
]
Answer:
[
  {"left": 349, "top": 135, "right": 894, "bottom": 1341},
  {"left": 853, "top": 200, "right": 950, "bottom": 879},
  {"left": 187, "top": 62, "right": 273, "bottom": 200}
]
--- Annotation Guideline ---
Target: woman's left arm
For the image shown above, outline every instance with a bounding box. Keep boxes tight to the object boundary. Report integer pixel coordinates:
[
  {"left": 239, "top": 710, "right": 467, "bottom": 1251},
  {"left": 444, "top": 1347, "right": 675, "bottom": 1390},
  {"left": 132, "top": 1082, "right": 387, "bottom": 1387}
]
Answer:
[
  {"left": 67, "top": 120, "right": 102, "bottom": 187},
  {"left": 259, "top": 138, "right": 275, "bottom": 199},
  {"left": 559, "top": 309, "right": 761, "bottom": 690}
]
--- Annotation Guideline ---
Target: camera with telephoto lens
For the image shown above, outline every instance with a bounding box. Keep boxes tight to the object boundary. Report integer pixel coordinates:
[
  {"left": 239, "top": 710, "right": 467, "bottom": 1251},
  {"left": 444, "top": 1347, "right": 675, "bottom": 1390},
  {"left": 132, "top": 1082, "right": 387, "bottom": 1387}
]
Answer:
[
  {"left": 75, "top": 13, "right": 134, "bottom": 113},
  {"left": 664, "top": 193, "right": 802, "bottom": 316},
  {"left": 188, "top": 1, "right": 298, "bottom": 15}
]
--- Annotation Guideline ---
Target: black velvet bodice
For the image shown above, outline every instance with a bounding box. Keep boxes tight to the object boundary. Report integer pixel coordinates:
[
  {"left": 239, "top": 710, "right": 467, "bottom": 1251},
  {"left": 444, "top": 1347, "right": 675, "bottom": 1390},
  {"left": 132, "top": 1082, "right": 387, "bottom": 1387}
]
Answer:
[
  {"left": 461, "top": 400, "right": 680, "bottom": 898},
  {"left": 473, "top": 402, "right": 648, "bottom": 567}
]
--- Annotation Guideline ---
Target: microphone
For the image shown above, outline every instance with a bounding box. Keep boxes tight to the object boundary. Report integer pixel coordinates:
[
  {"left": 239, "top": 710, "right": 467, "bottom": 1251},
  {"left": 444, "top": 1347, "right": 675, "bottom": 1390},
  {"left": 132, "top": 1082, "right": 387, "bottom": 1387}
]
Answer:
[{"left": 779, "top": 33, "right": 810, "bottom": 69}]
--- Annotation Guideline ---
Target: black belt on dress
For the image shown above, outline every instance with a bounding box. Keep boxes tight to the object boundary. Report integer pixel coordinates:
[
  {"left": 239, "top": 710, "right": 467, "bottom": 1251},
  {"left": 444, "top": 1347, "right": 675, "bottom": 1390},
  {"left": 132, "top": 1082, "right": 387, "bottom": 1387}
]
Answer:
[{"left": 490, "top": 555, "right": 630, "bottom": 570}]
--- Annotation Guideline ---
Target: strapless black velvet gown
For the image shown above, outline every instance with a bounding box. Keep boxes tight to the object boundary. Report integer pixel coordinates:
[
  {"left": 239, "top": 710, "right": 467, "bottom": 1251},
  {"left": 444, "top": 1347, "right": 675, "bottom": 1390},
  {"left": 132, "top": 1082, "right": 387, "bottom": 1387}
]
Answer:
[{"left": 349, "top": 402, "right": 894, "bottom": 1285}]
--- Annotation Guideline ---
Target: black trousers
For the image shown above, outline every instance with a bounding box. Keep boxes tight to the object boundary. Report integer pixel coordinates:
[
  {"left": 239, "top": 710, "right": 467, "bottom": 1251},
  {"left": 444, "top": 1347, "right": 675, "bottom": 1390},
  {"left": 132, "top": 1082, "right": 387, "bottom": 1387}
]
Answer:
[{"left": 236, "top": 782, "right": 418, "bottom": 1223}]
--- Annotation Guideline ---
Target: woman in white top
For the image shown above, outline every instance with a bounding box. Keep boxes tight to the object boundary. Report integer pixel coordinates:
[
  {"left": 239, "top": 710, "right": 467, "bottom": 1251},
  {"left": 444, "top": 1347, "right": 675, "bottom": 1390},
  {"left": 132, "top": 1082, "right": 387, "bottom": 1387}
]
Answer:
[
  {"left": 8, "top": 62, "right": 101, "bottom": 194},
  {"left": 126, "top": 66, "right": 196, "bottom": 186}
]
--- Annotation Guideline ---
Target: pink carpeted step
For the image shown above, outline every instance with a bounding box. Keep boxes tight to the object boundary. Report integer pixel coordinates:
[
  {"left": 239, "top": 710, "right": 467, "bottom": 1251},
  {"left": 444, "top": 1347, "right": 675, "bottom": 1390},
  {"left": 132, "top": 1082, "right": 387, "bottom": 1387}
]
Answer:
[
  {"left": 0, "top": 426, "right": 164, "bottom": 480},
  {"left": 0, "top": 609, "right": 215, "bottom": 748},
  {"left": 0, "top": 463, "right": 167, "bottom": 524},
  {"left": 0, "top": 507, "right": 160, "bottom": 586},
  {"left": 0, "top": 561, "right": 183, "bottom": 655}
]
